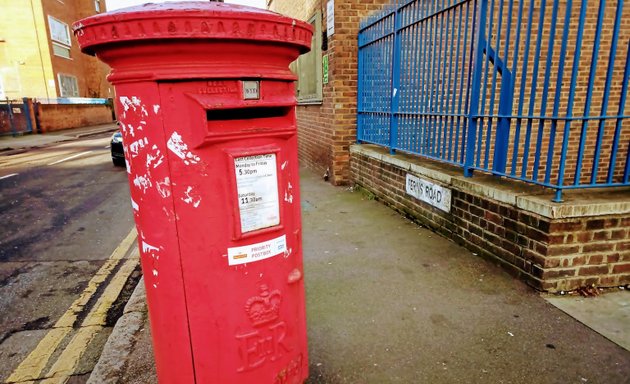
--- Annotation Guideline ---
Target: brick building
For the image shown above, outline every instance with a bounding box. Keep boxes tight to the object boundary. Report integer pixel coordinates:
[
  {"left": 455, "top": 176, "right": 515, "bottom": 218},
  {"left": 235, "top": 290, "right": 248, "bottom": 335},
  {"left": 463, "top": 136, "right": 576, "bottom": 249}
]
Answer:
[
  {"left": 0, "top": 0, "right": 112, "bottom": 99},
  {"left": 270, "top": 0, "right": 630, "bottom": 292},
  {"left": 268, "top": 0, "right": 390, "bottom": 184}
]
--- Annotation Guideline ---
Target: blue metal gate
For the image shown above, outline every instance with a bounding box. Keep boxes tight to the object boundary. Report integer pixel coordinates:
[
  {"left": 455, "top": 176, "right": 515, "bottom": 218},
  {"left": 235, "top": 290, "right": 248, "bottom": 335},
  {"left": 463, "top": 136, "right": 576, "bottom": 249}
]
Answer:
[
  {"left": 0, "top": 98, "right": 34, "bottom": 136},
  {"left": 358, "top": 0, "right": 630, "bottom": 201}
]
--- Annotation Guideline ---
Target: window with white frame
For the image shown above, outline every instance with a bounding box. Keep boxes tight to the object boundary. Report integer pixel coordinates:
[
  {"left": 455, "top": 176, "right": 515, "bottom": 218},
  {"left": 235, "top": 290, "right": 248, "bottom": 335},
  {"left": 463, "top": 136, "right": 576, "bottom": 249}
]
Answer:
[
  {"left": 95, "top": 0, "right": 101, "bottom": 12},
  {"left": 58, "top": 74, "right": 79, "bottom": 97},
  {"left": 292, "top": 12, "right": 323, "bottom": 104},
  {"left": 48, "top": 16, "right": 71, "bottom": 59},
  {"left": 52, "top": 44, "right": 71, "bottom": 59}
]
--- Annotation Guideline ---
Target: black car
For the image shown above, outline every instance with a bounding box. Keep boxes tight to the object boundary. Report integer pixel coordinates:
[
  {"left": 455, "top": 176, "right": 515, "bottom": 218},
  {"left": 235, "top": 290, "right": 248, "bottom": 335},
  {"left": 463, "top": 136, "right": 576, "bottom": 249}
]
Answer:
[{"left": 111, "top": 131, "right": 125, "bottom": 167}]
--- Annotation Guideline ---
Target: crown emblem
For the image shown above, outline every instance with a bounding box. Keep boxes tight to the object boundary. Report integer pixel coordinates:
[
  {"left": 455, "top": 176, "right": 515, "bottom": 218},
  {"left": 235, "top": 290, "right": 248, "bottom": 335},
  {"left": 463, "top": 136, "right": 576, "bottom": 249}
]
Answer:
[{"left": 245, "top": 284, "right": 282, "bottom": 326}]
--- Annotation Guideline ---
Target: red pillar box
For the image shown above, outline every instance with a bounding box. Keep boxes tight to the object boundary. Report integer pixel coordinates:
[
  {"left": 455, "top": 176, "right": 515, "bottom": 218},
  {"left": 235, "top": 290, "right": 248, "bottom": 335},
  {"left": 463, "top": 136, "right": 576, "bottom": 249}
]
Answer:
[{"left": 74, "top": 3, "right": 312, "bottom": 383}]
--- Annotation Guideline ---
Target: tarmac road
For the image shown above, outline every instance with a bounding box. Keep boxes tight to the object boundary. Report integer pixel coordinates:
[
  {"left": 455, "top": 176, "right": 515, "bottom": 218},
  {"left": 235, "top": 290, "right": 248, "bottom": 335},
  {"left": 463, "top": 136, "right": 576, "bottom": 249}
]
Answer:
[{"left": 0, "top": 133, "right": 139, "bottom": 383}]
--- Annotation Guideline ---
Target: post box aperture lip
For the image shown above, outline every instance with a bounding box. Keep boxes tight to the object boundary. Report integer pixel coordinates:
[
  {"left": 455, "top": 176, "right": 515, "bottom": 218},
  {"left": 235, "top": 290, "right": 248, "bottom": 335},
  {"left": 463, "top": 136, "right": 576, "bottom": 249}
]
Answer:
[
  {"left": 226, "top": 146, "right": 285, "bottom": 241},
  {"left": 177, "top": 80, "right": 297, "bottom": 146},
  {"left": 206, "top": 107, "right": 293, "bottom": 135},
  {"left": 206, "top": 107, "right": 290, "bottom": 122}
]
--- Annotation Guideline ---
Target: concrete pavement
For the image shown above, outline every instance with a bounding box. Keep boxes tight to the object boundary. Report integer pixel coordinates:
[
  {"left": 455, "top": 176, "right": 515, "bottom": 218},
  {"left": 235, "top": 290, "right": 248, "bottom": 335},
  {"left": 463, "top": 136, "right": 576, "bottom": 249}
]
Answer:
[
  {"left": 0, "top": 123, "right": 118, "bottom": 155},
  {"left": 88, "top": 167, "right": 630, "bottom": 384}
]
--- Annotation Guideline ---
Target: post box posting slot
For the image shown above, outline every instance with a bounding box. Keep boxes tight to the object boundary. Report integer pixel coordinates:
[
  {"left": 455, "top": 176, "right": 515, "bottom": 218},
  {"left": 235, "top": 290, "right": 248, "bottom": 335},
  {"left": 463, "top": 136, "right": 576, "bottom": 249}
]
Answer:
[
  {"left": 182, "top": 79, "right": 296, "bottom": 145},
  {"left": 206, "top": 106, "right": 292, "bottom": 131}
]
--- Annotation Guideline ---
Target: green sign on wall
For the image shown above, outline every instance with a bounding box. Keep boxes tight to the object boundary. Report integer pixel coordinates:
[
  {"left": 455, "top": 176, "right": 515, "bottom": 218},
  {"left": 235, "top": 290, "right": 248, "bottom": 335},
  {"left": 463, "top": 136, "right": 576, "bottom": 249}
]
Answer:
[{"left": 323, "top": 54, "right": 329, "bottom": 84}]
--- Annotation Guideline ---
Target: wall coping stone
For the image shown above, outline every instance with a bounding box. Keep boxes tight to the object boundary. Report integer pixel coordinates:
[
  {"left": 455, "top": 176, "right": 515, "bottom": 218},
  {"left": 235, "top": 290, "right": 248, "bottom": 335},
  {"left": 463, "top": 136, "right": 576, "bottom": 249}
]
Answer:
[{"left": 351, "top": 144, "right": 630, "bottom": 219}]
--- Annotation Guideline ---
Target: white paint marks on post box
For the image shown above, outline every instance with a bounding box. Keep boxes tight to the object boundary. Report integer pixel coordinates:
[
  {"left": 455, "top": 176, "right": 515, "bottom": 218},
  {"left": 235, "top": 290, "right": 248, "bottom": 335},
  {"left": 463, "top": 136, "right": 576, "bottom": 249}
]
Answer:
[
  {"left": 142, "top": 241, "right": 159, "bottom": 253},
  {"left": 228, "top": 235, "right": 287, "bottom": 266},
  {"left": 234, "top": 154, "right": 280, "bottom": 233},
  {"left": 242, "top": 80, "right": 260, "bottom": 100},
  {"left": 167, "top": 131, "right": 200, "bottom": 165},
  {"left": 182, "top": 185, "right": 201, "bottom": 208},
  {"left": 133, "top": 173, "right": 152, "bottom": 194},
  {"left": 405, "top": 173, "right": 452, "bottom": 213}
]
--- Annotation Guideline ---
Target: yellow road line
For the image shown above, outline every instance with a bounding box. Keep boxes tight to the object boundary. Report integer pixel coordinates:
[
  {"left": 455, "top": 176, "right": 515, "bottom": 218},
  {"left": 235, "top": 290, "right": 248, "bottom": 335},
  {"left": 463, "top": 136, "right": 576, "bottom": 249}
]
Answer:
[
  {"left": 5, "top": 328, "right": 72, "bottom": 382},
  {"left": 54, "top": 258, "right": 119, "bottom": 329},
  {"left": 5, "top": 228, "right": 138, "bottom": 383},
  {"left": 83, "top": 251, "right": 140, "bottom": 327},
  {"left": 56, "top": 228, "right": 137, "bottom": 328},
  {"left": 38, "top": 376, "right": 68, "bottom": 384},
  {"left": 42, "top": 249, "right": 140, "bottom": 382},
  {"left": 42, "top": 325, "right": 102, "bottom": 381}
]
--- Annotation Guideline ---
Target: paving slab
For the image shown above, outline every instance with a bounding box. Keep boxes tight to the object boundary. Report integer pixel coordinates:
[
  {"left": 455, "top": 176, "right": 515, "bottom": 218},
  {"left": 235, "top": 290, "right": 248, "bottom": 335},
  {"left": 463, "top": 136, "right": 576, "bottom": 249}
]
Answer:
[{"left": 545, "top": 290, "right": 630, "bottom": 352}]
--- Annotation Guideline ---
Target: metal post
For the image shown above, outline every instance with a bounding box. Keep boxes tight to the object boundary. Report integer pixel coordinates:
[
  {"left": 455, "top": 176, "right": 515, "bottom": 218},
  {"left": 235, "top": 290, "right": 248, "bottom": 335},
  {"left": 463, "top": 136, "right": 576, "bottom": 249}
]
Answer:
[
  {"left": 7, "top": 98, "right": 16, "bottom": 137},
  {"left": 357, "top": 30, "right": 363, "bottom": 144},
  {"left": 464, "top": 0, "right": 488, "bottom": 177},
  {"left": 23, "top": 97, "right": 34, "bottom": 134},
  {"left": 389, "top": 6, "right": 402, "bottom": 154}
]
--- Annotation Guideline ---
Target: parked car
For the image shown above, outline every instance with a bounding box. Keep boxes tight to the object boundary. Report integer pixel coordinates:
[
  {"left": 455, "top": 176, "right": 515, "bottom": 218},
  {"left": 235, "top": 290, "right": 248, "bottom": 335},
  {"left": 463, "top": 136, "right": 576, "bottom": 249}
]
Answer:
[{"left": 111, "top": 130, "right": 125, "bottom": 167}]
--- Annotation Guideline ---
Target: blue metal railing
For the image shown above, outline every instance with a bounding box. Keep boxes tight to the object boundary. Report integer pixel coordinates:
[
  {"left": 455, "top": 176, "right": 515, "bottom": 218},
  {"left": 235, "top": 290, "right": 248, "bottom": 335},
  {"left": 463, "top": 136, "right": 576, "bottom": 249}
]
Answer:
[
  {"left": 358, "top": 0, "right": 630, "bottom": 201},
  {"left": 35, "top": 97, "right": 110, "bottom": 105}
]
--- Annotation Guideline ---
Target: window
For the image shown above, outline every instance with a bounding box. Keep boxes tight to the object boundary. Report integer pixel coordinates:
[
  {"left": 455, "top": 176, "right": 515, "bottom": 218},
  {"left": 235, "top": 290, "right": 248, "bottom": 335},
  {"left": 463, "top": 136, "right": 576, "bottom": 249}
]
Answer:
[
  {"left": 293, "top": 12, "right": 323, "bottom": 104},
  {"left": 52, "top": 43, "right": 71, "bottom": 59},
  {"left": 95, "top": 0, "right": 101, "bottom": 12},
  {"left": 58, "top": 74, "right": 79, "bottom": 97},
  {"left": 48, "top": 16, "right": 71, "bottom": 45},
  {"left": 48, "top": 16, "right": 71, "bottom": 58}
]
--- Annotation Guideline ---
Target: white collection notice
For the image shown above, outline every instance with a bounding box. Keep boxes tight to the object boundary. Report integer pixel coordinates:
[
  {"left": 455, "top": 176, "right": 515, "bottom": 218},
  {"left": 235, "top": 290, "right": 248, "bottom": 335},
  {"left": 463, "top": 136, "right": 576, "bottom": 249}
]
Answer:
[{"left": 234, "top": 153, "right": 280, "bottom": 233}]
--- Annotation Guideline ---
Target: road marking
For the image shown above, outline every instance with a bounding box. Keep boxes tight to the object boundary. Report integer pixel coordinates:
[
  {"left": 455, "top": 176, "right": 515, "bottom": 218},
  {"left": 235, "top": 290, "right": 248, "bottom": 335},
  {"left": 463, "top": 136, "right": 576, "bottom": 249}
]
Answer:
[
  {"left": 4, "top": 328, "right": 72, "bottom": 382},
  {"left": 39, "top": 377, "right": 66, "bottom": 384},
  {"left": 42, "top": 254, "right": 140, "bottom": 383},
  {"left": 47, "top": 151, "right": 93, "bottom": 166},
  {"left": 42, "top": 326, "right": 102, "bottom": 381},
  {"left": 0, "top": 173, "right": 18, "bottom": 180},
  {"left": 55, "top": 229, "right": 138, "bottom": 328},
  {"left": 5, "top": 228, "right": 138, "bottom": 383},
  {"left": 83, "top": 252, "right": 140, "bottom": 326}
]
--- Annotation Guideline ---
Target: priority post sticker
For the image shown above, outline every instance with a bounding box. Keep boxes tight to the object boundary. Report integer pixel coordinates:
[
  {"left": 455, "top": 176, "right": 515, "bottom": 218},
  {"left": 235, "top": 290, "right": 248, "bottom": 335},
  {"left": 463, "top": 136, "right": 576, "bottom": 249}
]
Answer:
[{"left": 227, "top": 235, "right": 287, "bottom": 266}]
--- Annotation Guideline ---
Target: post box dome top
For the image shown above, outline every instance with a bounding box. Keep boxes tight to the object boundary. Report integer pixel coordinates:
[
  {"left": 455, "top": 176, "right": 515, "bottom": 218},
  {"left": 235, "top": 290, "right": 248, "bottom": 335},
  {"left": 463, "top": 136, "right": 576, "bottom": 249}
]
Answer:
[{"left": 73, "top": 1, "right": 313, "bottom": 56}]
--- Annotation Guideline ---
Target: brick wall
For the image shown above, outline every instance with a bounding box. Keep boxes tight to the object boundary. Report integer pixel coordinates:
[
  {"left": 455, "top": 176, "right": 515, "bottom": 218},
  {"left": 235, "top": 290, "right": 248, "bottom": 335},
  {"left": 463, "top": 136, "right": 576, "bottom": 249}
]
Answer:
[
  {"left": 351, "top": 144, "right": 630, "bottom": 292},
  {"left": 270, "top": 0, "right": 331, "bottom": 177},
  {"left": 270, "top": 0, "right": 390, "bottom": 184},
  {"left": 42, "top": 0, "right": 113, "bottom": 98},
  {"left": 36, "top": 103, "right": 114, "bottom": 132}
]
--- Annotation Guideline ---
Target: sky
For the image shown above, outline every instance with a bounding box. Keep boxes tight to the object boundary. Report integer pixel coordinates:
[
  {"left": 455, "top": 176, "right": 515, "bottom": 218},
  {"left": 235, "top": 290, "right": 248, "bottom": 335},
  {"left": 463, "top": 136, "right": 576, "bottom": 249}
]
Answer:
[{"left": 105, "top": 0, "right": 266, "bottom": 11}]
